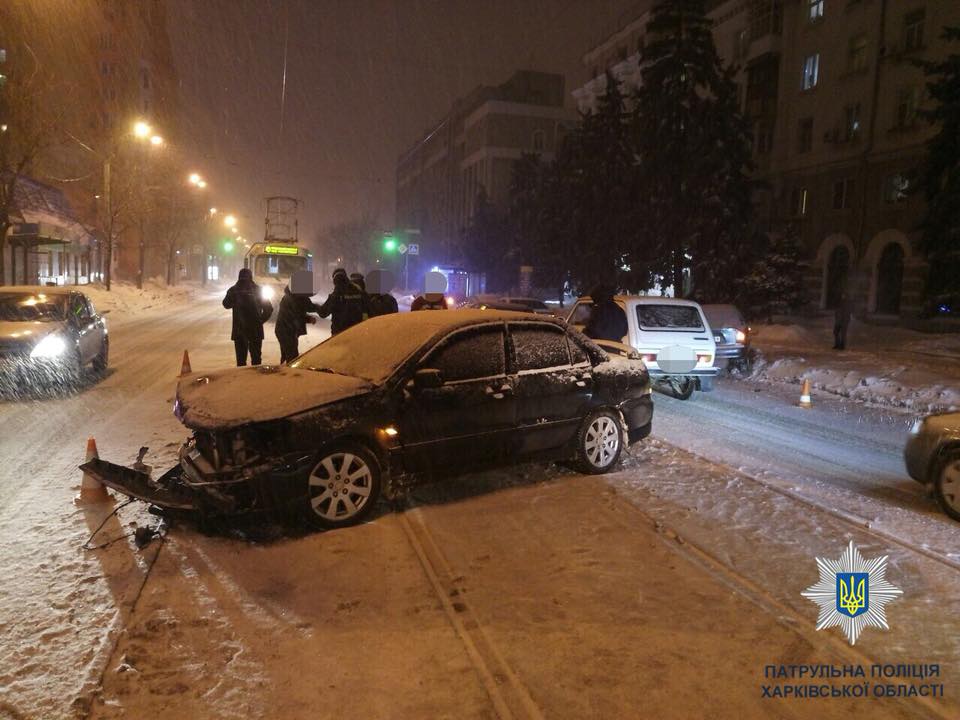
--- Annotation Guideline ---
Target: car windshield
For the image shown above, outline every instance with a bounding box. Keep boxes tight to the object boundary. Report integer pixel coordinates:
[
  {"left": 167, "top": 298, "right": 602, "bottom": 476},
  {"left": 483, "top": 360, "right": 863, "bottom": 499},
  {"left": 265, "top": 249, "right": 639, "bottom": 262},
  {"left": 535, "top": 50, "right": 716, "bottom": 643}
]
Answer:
[
  {"left": 253, "top": 254, "right": 307, "bottom": 278},
  {"left": 703, "top": 304, "right": 745, "bottom": 329},
  {"left": 291, "top": 311, "right": 464, "bottom": 384},
  {"left": 0, "top": 293, "right": 68, "bottom": 322},
  {"left": 636, "top": 304, "right": 704, "bottom": 331}
]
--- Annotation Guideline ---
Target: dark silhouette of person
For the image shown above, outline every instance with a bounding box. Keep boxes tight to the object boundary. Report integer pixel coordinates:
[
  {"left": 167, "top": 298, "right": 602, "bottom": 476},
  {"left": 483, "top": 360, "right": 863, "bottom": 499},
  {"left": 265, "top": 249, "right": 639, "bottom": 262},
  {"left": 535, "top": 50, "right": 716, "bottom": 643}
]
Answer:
[
  {"left": 584, "top": 285, "right": 627, "bottom": 342},
  {"left": 275, "top": 285, "right": 323, "bottom": 363},
  {"left": 222, "top": 268, "right": 273, "bottom": 366},
  {"left": 833, "top": 291, "right": 853, "bottom": 350},
  {"left": 318, "top": 268, "right": 368, "bottom": 334}
]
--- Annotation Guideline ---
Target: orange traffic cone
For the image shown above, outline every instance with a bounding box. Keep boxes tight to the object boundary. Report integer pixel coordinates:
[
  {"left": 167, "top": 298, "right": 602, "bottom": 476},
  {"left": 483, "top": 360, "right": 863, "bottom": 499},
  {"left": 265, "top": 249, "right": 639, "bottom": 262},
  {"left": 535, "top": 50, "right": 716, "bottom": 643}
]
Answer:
[
  {"left": 179, "top": 350, "right": 192, "bottom": 376},
  {"left": 77, "top": 437, "right": 111, "bottom": 504},
  {"left": 799, "top": 378, "right": 812, "bottom": 409}
]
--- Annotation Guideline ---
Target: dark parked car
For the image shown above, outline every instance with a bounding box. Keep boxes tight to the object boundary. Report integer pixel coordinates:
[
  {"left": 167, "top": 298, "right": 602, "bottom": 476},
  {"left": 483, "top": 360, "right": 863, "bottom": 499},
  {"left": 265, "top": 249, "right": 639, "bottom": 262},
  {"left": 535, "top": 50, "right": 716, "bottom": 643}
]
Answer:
[
  {"left": 0, "top": 286, "right": 109, "bottom": 391},
  {"left": 905, "top": 411, "right": 960, "bottom": 521},
  {"left": 701, "top": 303, "right": 750, "bottom": 368},
  {"left": 82, "top": 310, "right": 653, "bottom": 529}
]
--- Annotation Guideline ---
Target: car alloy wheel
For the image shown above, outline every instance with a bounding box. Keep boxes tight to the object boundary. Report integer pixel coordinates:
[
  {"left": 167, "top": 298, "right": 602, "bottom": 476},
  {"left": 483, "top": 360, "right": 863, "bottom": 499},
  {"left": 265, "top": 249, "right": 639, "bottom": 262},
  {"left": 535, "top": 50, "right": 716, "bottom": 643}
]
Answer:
[
  {"left": 305, "top": 446, "right": 380, "bottom": 528},
  {"left": 935, "top": 452, "right": 960, "bottom": 522},
  {"left": 577, "top": 410, "right": 623, "bottom": 474}
]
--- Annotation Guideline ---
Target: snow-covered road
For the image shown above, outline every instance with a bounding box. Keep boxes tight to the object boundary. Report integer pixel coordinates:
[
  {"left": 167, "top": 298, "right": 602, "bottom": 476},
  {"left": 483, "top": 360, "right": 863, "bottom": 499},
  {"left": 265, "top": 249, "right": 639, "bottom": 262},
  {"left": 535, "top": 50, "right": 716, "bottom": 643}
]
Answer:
[{"left": 0, "top": 290, "right": 956, "bottom": 720}]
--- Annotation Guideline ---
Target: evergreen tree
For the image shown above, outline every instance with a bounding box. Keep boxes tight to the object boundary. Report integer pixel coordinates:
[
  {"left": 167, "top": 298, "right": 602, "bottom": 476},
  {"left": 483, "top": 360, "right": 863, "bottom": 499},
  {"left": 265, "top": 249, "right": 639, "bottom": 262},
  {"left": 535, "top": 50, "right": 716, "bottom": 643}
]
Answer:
[
  {"left": 633, "top": 0, "right": 753, "bottom": 299},
  {"left": 462, "top": 187, "right": 515, "bottom": 293},
  {"left": 737, "top": 225, "right": 807, "bottom": 321},
  {"left": 917, "top": 26, "right": 960, "bottom": 297}
]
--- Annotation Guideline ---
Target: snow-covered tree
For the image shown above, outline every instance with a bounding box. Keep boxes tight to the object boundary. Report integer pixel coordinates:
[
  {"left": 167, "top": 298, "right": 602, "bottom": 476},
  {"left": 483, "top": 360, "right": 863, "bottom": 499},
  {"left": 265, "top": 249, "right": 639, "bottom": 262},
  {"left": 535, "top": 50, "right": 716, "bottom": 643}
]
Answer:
[
  {"left": 632, "top": 0, "right": 754, "bottom": 299},
  {"left": 737, "top": 225, "right": 807, "bottom": 321},
  {"left": 918, "top": 26, "right": 960, "bottom": 298}
]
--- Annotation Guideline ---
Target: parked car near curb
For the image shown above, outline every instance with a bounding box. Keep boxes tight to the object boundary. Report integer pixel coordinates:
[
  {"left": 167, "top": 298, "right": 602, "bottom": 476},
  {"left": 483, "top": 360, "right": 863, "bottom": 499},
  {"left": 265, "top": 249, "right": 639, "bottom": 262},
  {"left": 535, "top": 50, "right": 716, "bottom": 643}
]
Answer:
[
  {"left": 81, "top": 310, "right": 653, "bottom": 529},
  {"left": 0, "top": 286, "right": 109, "bottom": 392},
  {"left": 904, "top": 411, "right": 960, "bottom": 522},
  {"left": 566, "top": 295, "right": 718, "bottom": 400},
  {"left": 701, "top": 304, "right": 751, "bottom": 369}
]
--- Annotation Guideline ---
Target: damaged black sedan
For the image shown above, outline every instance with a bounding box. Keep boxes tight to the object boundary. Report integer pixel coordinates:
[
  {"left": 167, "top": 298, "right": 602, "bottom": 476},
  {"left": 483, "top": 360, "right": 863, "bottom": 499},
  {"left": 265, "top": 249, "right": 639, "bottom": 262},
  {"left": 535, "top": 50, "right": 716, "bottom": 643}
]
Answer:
[{"left": 82, "top": 310, "right": 653, "bottom": 529}]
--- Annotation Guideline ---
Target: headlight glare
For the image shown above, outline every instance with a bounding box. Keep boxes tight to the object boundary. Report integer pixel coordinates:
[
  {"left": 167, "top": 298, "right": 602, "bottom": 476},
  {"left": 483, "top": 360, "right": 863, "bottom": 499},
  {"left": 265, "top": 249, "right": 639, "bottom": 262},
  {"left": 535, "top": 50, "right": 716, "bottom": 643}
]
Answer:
[
  {"left": 30, "top": 334, "right": 68, "bottom": 359},
  {"left": 735, "top": 329, "right": 746, "bottom": 343},
  {"left": 261, "top": 285, "right": 275, "bottom": 300}
]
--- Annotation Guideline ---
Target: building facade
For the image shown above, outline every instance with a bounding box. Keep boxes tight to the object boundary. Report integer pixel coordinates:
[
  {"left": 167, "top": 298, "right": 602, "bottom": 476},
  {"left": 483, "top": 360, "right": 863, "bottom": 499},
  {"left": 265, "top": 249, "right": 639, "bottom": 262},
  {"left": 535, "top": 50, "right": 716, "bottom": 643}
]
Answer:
[
  {"left": 572, "top": 0, "right": 959, "bottom": 319},
  {"left": 396, "top": 71, "right": 575, "bottom": 270}
]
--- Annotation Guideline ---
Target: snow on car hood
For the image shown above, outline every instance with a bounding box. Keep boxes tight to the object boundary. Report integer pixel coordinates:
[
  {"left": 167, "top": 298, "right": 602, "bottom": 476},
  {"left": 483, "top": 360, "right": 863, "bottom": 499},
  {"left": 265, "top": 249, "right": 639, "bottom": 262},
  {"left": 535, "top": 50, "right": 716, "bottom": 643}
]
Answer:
[
  {"left": 176, "top": 364, "right": 374, "bottom": 430},
  {"left": 0, "top": 320, "right": 65, "bottom": 345}
]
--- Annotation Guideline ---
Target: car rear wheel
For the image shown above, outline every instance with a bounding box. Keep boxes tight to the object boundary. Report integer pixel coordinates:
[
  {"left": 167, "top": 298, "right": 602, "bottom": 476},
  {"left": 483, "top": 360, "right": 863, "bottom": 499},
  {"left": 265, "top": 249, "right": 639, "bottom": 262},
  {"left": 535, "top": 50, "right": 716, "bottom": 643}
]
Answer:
[
  {"left": 657, "top": 377, "right": 695, "bottom": 400},
  {"left": 934, "top": 451, "right": 960, "bottom": 522},
  {"left": 576, "top": 409, "right": 623, "bottom": 474},
  {"left": 304, "top": 445, "right": 381, "bottom": 529}
]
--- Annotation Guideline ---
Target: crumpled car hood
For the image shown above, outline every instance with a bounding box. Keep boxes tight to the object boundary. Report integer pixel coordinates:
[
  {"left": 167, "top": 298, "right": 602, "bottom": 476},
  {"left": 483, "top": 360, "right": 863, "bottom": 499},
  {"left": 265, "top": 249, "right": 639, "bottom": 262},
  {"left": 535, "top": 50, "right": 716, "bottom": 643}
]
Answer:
[{"left": 176, "top": 364, "right": 374, "bottom": 430}]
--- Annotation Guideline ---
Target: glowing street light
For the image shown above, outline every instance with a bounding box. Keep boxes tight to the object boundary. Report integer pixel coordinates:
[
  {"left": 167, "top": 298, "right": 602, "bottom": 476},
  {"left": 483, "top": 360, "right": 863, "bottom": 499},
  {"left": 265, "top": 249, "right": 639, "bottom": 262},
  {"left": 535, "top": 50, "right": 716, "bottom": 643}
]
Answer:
[
  {"left": 133, "top": 120, "right": 151, "bottom": 138},
  {"left": 209, "top": 207, "right": 218, "bottom": 215},
  {"left": 188, "top": 172, "right": 201, "bottom": 185},
  {"left": 197, "top": 180, "right": 207, "bottom": 188},
  {"left": 149, "top": 134, "right": 163, "bottom": 146},
  {"left": 223, "top": 214, "right": 236, "bottom": 228}
]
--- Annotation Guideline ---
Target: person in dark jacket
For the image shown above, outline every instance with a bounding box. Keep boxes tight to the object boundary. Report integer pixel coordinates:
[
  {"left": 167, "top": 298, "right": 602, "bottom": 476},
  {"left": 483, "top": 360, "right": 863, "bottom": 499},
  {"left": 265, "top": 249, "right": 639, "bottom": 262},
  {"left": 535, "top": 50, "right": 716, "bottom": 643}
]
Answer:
[
  {"left": 275, "top": 273, "right": 323, "bottom": 363},
  {"left": 833, "top": 290, "right": 853, "bottom": 350},
  {"left": 584, "top": 285, "right": 627, "bottom": 342},
  {"left": 366, "top": 269, "right": 399, "bottom": 317},
  {"left": 318, "top": 268, "right": 368, "bottom": 335},
  {"left": 222, "top": 268, "right": 273, "bottom": 366}
]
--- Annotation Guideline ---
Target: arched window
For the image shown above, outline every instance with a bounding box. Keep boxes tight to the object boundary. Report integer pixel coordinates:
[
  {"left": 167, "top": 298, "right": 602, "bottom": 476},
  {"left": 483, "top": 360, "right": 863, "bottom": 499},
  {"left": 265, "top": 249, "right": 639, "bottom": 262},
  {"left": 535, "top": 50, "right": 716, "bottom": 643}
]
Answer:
[
  {"left": 825, "top": 245, "right": 850, "bottom": 309},
  {"left": 875, "top": 243, "right": 904, "bottom": 314}
]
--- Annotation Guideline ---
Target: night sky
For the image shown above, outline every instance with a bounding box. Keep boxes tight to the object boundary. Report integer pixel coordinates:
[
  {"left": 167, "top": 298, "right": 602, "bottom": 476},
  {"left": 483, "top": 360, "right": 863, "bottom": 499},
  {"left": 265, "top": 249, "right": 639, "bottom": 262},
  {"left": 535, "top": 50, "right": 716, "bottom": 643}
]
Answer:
[{"left": 167, "top": 0, "right": 634, "bottom": 246}]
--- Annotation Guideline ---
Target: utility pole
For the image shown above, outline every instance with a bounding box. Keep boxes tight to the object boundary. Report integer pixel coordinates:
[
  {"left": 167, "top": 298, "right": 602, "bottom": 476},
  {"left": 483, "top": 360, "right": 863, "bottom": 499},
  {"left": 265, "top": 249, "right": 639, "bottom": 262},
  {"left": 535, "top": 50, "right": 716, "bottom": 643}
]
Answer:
[{"left": 103, "top": 157, "right": 112, "bottom": 291}]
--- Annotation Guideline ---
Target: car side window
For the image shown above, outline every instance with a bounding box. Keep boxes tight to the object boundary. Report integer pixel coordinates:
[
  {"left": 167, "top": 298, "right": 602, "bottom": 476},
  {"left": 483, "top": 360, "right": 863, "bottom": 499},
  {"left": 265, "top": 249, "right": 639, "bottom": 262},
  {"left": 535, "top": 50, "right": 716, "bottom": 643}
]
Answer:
[
  {"left": 84, "top": 296, "right": 97, "bottom": 317},
  {"left": 424, "top": 326, "right": 505, "bottom": 382},
  {"left": 70, "top": 294, "right": 89, "bottom": 321},
  {"left": 510, "top": 324, "right": 571, "bottom": 372},
  {"left": 569, "top": 302, "right": 593, "bottom": 328},
  {"left": 567, "top": 337, "right": 589, "bottom": 365}
]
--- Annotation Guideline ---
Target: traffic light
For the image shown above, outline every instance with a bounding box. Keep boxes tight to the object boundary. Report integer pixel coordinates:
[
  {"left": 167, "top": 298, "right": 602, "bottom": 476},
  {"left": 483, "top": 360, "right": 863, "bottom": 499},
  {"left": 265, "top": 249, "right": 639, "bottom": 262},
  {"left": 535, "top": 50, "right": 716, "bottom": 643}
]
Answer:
[
  {"left": 383, "top": 234, "right": 397, "bottom": 253},
  {"left": 222, "top": 239, "right": 234, "bottom": 253}
]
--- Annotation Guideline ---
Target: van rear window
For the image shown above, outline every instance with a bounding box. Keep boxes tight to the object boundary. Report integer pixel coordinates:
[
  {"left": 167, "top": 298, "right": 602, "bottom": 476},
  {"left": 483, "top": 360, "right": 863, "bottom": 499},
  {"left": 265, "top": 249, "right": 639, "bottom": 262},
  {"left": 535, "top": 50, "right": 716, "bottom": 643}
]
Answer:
[{"left": 637, "top": 305, "right": 704, "bottom": 330}]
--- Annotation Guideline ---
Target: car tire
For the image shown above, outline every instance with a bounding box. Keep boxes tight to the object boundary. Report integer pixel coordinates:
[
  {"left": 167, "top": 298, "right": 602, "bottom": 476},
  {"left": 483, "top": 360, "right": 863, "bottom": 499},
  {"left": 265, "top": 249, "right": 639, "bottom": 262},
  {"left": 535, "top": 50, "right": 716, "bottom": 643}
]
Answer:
[
  {"left": 92, "top": 337, "right": 109, "bottom": 373},
  {"left": 575, "top": 409, "right": 624, "bottom": 474},
  {"left": 658, "top": 377, "right": 695, "bottom": 400},
  {"left": 934, "top": 450, "right": 960, "bottom": 522},
  {"left": 303, "top": 444, "right": 381, "bottom": 530}
]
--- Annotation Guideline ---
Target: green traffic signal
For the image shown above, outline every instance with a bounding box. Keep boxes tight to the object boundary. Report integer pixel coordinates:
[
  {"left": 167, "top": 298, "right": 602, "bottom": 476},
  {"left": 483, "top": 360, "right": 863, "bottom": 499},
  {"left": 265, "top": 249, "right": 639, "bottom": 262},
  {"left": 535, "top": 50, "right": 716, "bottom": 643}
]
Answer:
[
  {"left": 383, "top": 234, "right": 397, "bottom": 253},
  {"left": 222, "top": 240, "right": 234, "bottom": 253}
]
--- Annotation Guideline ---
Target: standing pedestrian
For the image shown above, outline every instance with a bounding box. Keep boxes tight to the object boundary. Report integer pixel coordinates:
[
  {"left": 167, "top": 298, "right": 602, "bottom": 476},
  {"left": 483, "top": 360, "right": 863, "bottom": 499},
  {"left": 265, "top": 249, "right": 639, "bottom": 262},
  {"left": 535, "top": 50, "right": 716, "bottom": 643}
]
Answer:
[
  {"left": 317, "top": 268, "right": 368, "bottom": 335},
  {"left": 222, "top": 268, "right": 273, "bottom": 366},
  {"left": 275, "top": 270, "right": 323, "bottom": 363},
  {"left": 833, "top": 290, "right": 852, "bottom": 350},
  {"left": 411, "top": 270, "right": 449, "bottom": 311},
  {"left": 366, "top": 269, "right": 399, "bottom": 317},
  {"left": 584, "top": 284, "right": 627, "bottom": 342}
]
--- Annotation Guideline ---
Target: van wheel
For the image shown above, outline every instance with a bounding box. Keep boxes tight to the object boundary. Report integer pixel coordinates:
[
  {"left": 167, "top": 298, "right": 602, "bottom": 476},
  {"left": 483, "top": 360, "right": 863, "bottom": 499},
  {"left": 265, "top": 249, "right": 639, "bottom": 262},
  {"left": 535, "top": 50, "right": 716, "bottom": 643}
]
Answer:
[
  {"left": 576, "top": 409, "right": 623, "bottom": 474},
  {"left": 303, "top": 444, "right": 381, "bottom": 529}
]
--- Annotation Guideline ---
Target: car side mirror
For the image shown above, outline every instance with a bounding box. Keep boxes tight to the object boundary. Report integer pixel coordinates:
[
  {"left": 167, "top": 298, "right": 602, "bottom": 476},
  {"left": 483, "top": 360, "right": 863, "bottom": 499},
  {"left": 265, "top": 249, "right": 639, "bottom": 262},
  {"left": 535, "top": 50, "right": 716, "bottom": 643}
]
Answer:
[{"left": 412, "top": 368, "right": 443, "bottom": 390}]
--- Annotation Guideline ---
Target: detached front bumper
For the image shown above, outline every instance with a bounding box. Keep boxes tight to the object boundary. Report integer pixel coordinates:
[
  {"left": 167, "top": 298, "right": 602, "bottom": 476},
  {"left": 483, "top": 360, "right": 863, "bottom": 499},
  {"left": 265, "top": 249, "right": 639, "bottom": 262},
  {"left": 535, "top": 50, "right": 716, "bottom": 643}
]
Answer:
[{"left": 79, "top": 438, "right": 314, "bottom": 514}]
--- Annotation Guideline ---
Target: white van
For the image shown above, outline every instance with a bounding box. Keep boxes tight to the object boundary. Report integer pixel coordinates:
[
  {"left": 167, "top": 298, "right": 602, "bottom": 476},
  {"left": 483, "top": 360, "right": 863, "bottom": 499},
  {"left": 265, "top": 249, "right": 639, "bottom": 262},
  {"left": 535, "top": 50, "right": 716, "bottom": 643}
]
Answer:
[{"left": 566, "top": 296, "right": 719, "bottom": 399}]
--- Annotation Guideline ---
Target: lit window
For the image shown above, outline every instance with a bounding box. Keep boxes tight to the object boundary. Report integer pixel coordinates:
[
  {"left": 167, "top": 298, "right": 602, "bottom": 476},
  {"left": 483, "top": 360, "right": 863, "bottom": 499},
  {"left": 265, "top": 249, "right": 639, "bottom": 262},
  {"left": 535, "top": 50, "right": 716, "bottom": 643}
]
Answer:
[
  {"left": 808, "top": 0, "right": 824, "bottom": 21},
  {"left": 802, "top": 53, "right": 820, "bottom": 90},
  {"left": 904, "top": 9, "right": 925, "bottom": 51},
  {"left": 844, "top": 102, "right": 861, "bottom": 140},
  {"left": 882, "top": 173, "right": 911, "bottom": 203},
  {"left": 791, "top": 188, "right": 809, "bottom": 216}
]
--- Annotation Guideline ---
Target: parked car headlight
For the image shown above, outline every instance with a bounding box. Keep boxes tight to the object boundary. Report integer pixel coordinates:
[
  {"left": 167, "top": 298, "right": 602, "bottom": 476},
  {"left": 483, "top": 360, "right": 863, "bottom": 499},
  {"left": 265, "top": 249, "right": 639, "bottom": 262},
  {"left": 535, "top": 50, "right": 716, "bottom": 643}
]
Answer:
[
  {"left": 30, "top": 333, "right": 68, "bottom": 359},
  {"left": 735, "top": 329, "right": 746, "bottom": 343},
  {"left": 260, "top": 285, "right": 275, "bottom": 300}
]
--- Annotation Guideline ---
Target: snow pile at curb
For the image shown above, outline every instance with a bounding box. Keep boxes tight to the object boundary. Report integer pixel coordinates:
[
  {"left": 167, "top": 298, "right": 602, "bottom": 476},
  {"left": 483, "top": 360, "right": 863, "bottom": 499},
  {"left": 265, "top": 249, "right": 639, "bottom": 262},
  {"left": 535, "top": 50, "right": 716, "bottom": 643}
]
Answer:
[
  {"left": 83, "top": 281, "right": 201, "bottom": 320},
  {"left": 750, "top": 354, "right": 960, "bottom": 414}
]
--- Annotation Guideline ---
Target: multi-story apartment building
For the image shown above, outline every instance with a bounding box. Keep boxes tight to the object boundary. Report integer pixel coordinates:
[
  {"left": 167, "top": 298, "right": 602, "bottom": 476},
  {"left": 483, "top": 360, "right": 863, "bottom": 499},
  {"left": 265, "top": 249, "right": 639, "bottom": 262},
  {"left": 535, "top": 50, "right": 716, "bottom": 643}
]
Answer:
[
  {"left": 572, "top": 0, "right": 958, "bottom": 319},
  {"left": 0, "top": 0, "right": 180, "bottom": 286},
  {"left": 396, "top": 70, "right": 575, "bottom": 269}
]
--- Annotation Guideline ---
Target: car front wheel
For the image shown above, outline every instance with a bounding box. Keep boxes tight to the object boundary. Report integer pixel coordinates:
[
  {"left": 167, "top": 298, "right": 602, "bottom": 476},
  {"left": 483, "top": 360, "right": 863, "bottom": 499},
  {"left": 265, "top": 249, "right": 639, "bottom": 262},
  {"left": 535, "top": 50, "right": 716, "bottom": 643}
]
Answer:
[
  {"left": 93, "top": 337, "right": 109, "bottom": 373},
  {"left": 304, "top": 445, "right": 381, "bottom": 529},
  {"left": 934, "top": 450, "right": 960, "bottom": 522},
  {"left": 576, "top": 409, "right": 624, "bottom": 474}
]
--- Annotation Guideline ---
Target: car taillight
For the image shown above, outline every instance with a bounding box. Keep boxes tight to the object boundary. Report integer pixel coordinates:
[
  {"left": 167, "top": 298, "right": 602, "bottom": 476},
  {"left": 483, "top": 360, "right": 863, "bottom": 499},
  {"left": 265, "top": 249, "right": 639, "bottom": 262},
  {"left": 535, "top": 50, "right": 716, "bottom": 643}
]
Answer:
[
  {"left": 696, "top": 353, "right": 713, "bottom": 366},
  {"left": 642, "top": 353, "right": 656, "bottom": 363},
  {"left": 735, "top": 329, "right": 746, "bottom": 343}
]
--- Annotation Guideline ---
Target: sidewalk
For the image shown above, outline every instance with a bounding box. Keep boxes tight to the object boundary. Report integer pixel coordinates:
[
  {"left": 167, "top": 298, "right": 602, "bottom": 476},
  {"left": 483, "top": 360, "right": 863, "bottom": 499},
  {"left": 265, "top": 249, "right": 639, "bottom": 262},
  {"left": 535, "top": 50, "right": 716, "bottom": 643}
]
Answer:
[{"left": 746, "top": 317, "right": 960, "bottom": 414}]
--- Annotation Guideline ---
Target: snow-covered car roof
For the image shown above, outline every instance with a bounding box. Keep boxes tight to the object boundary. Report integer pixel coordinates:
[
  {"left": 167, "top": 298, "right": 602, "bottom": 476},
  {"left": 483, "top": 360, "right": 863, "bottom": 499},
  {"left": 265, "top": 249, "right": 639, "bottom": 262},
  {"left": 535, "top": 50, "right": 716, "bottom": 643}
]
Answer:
[
  {"left": 579, "top": 295, "right": 705, "bottom": 308},
  {"left": 0, "top": 286, "right": 77, "bottom": 295},
  {"left": 292, "top": 309, "right": 568, "bottom": 385}
]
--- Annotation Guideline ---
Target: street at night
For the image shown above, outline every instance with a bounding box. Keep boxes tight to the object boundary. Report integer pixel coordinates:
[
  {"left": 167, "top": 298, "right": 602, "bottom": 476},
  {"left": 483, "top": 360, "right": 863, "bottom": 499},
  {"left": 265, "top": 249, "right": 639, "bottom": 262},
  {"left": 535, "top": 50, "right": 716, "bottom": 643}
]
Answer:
[{"left": 2, "top": 1, "right": 960, "bottom": 719}]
